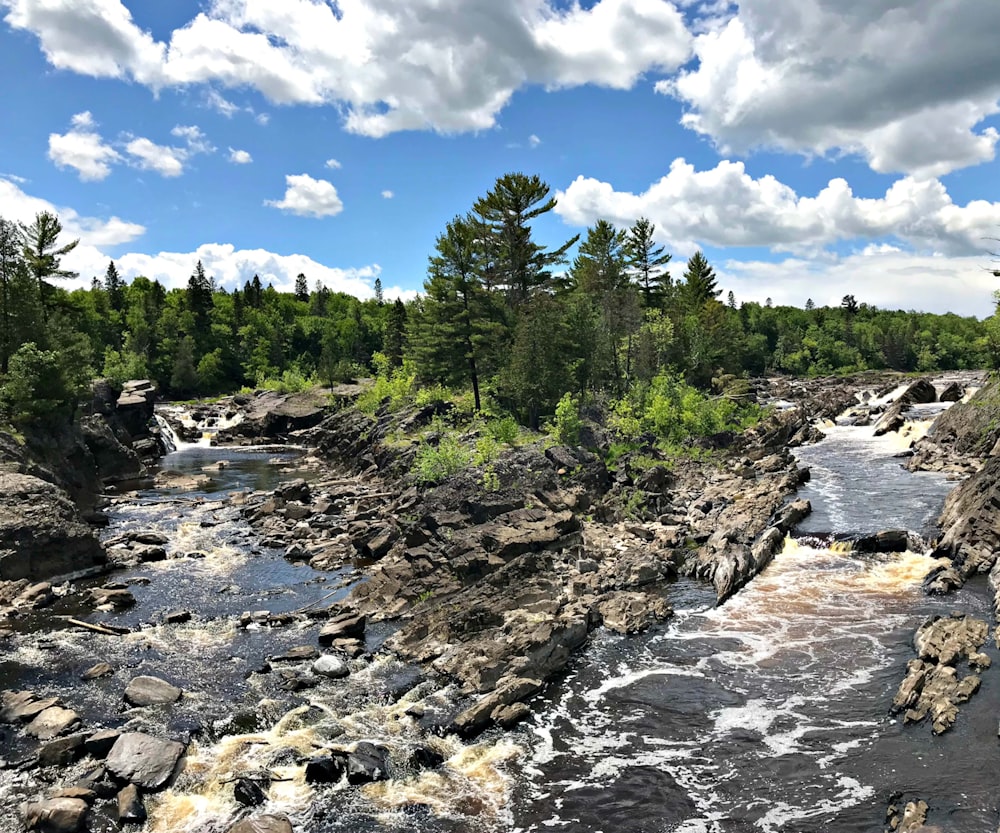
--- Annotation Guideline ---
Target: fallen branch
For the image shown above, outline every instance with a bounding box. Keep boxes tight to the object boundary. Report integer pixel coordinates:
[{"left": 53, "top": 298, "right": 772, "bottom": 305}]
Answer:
[{"left": 66, "top": 617, "right": 127, "bottom": 636}]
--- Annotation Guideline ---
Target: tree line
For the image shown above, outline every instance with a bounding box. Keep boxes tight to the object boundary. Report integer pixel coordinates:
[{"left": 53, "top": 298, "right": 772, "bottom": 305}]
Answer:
[{"left": 0, "top": 175, "right": 996, "bottom": 428}]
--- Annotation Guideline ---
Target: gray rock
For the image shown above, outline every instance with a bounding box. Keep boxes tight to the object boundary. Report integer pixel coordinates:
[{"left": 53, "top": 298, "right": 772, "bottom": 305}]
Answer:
[
  {"left": 116, "top": 784, "right": 146, "bottom": 824},
  {"left": 84, "top": 729, "right": 122, "bottom": 759},
  {"left": 104, "top": 732, "right": 186, "bottom": 790},
  {"left": 312, "top": 655, "right": 350, "bottom": 679},
  {"left": 26, "top": 707, "right": 80, "bottom": 740},
  {"left": 124, "top": 675, "right": 182, "bottom": 706},
  {"left": 37, "top": 733, "right": 87, "bottom": 767},
  {"left": 81, "top": 662, "right": 113, "bottom": 681},
  {"left": 227, "top": 816, "right": 294, "bottom": 833},
  {"left": 22, "top": 797, "right": 88, "bottom": 833}
]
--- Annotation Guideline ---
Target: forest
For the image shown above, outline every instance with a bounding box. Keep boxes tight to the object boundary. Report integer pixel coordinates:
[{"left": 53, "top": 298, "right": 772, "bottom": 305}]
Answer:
[{"left": 0, "top": 173, "right": 996, "bottom": 435}]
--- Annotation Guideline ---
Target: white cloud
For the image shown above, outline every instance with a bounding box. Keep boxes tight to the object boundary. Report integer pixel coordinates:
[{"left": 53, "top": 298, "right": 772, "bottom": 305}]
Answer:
[
  {"left": 659, "top": 2, "right": 1000, "bottom": 177},
  {"left": 47, "top": 111, "right": 122, "bottom": 181},
  {"left": 0, "top": 178, "right": 145, "bottom": 250},
  {"left": 555, "top": 159, "right": 1000, "bottom": 258},
  {"left": 529, "top": 134, "right": 541, "bottom": 148},
  {"left": 381, "top": 190, "right": 394, "bottom": 200},
  {"left": 265, "top": 173, "right": 343, "bottom": 217},
  {"left": 254, "top": 112, "right": 270, "bottom": 126},
  {"left": 124, "top": 137, "right": 187, "bottom": 177},
  {"left": 170, "top": 124, "right": 214, "bottom": 154},
  {"left": 324, "top": 158, "right": 342, "bottom": 169},
  {"left": 719, "top": 251, "right": 997, "bottom": 318},
  {"left": 205, "top": 89, "right": 240, "bottom": 117},
  {"left": 228, "top": 147, "right": 252, "bottom": 164},
  {"left": 4, "top": 0, "right": 692, "bottom": 137}
]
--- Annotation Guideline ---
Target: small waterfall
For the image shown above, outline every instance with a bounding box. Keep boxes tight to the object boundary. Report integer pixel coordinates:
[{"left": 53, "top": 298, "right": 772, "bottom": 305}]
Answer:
[{"left": 154, "top": 413, "right": 182, "bottom": 453}]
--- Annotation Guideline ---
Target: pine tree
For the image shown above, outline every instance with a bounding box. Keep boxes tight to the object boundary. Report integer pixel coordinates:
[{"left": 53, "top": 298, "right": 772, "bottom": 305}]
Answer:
[
  {"left": 727, "top": 290, "right": 736, "bottom": 309},
  {"left": 105, "top": 260, "right": 125, "bottom": 311},
  {"left": 374, "top": 277, "right": 384, "bottom": 305},
  {"left": 472, "top": 172, "right": 578, "bottom": 307},
  {"left": 679, "top": 251, "right": 720, "bottom": 308},
  {"left": 0, "top": 219, "right": 23, "bottom": 373},
  {"left": 20, "top": 211, "right": 78, "bottom": 316},
  {"left": 383, "top": 298, "right": 407, "bottom": 367},
  {"left": 805, "top": 298, "right": 815, "bottom": 310},
  {"left": 625, "top": 217, "right": 672, "bottom": 309},
  {"left": 186, "top": 260, "right": 214, "bottom": 341},
  {"left": 294, "top": 273, "right": 309, "bottom": 303}
]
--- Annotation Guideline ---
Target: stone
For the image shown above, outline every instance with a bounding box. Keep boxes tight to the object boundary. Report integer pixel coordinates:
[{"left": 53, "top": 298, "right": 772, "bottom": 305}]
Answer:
[
  {"left": 234, "top": 777, "right": 268, "bottom": 806},
  {"left": 164, "top": 610, "right": 192, "bottom": 624},
  {"left": 133, "top": 545, "right": 167, "bottom": 563},
  {"left": 37, "top": 733, "right": 86, "bottom": 767},
  {"left": 22, "top": 797, "right": 88, "bottom": 833},
  {"left": 271, "top": 646, "right": 319, "bottom": 663},
  {"left": 116, "top": 784, "right": 146, "bottom": 824},
  {"left": 88, "top": 588, "right": 135, "bottom": 609},
  {"left": 597, "top": 592, "right": 673, "bottom": 635},
  {"left": 304, "top": 755, "right": 347, "bottom": 784},
  {"left": 84, "top": 729, "right": 122, "bottom": 759},
  {"left": 1, "top": 692, "right": 61, "bottom": 723},
  {"left": 124, "top": 676, "right": 182, "bottom": 706},
  {"left": 347, "top": 742, "right": 390, "bottom": 785},
  {"left": 81, "top": 663, "right": 113, "bottom": 681},
  {"left": 318, "top": 612, "right": 366, "bottom": 645},
  {"left": 104, "top": 732, "right": 186, "bottom": 790},
  {"left": 227, "top": 816, "right": 294, "bottom": 833},
  {"left": 27, "top": 707, "right": 80, "bottom": 740},
  {"left": 451, "top": 678, "right": 543, "bottom": 738},
  {"left": 312, "top": 655, "right": 350, "bottom": 679}
]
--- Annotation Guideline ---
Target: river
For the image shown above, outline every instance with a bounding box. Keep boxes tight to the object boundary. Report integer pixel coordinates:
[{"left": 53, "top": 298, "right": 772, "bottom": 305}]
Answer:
[{"left": 0, "top": 399, "right": 996, "bottom": 832}]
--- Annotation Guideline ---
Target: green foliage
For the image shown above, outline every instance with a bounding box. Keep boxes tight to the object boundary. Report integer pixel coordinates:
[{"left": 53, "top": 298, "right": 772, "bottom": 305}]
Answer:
[
  {"left": 0, "top": 343, "right": 75, "bottom": 425},
  {"left": 357, "top": 353, "right": 417, "bottom": 414},
  {"left": 552, "top": 392, "right": 582, "bottom": 445},
  {"left": 102, "top": 348, "right": 149, "bottom": 386},
  {"left": 253, "top": 367, "right": 314, "bottom": 394},
  {"left": 480, "top": 464, "right": 501, "bottom": 492},
  {"left": 487, "top": 415, "right": 520, "bottom": 445},
  {"left": 411, "top": 435, "right": 472, "bottom": 483}
]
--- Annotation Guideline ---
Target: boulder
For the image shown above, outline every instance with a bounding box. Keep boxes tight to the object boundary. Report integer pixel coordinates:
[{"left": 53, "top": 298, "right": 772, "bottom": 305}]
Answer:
[
  {"left": 346, "top": 742, "right": 390, "bottom": 785},
  {"left": 873, "top": 378, "right": 936, "bottom": 436},
  {"left": 318, "top": 612, "right": 366, "bottom": 645},
  {"left": 22, "top": 797, "right": 88, "bottom": 833},
  {"left": 81, "top": 663, "right": 113, "bottom": 681},
  {"left": 0, "top": 473, "right": 106, "bottom": 581},
  {"left": 116, "top": 784, "right": 146, "bottom": 824},
  {"left": 938, "top": 381, "right": 963, "bottom": 402},
  {"left": 304, "top": 755, "right": 347, "bottom": 784},
  {"left": 451, "top": 678, "right": 543, "bottom": 738},
  {"left": 597, "top": 592, "right": 673, "bottom": 635},
  {"left": 37, "top": 733, "right": 87, "bottom": 767},
  {"left": 227, "top": 816, "right": 294, "bottom": 833},
  {"left": 234, "top": 778, "right": 268, "bottom": 806},
  {"left": 124, "top": 676, "right": 182, "bottom": 706},
  {"left": 26, "top": 707, "right": 80, "bottom": 740},
  {"left": 0, "top": 692, "right": 61, "bottom": 723},
  {"left": 84, "top": 729, "right": 122, "bottom": 759},
  {"left": 312, "top": 655, "right": 350, "bottom": 679},
  {"left": 104, "top": 732, "right": 186, "bottom": 790}
]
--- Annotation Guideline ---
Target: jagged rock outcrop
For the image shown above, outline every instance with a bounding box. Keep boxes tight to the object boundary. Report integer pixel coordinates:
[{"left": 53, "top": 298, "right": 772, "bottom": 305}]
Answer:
[
  {"left": 873, "top": 378, "right": 937, "bottom": 436},
  {"left": 0, "top": 473, "right": 106, "bottom": 581},
  {"left": 907, "top": 373, "right": 994, "bottom": 475}
]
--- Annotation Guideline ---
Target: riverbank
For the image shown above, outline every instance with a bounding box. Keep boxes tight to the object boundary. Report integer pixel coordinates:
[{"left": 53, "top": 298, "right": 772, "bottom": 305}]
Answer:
[{"left": 1, "top": 371, "right": 995, "bottom": 832}]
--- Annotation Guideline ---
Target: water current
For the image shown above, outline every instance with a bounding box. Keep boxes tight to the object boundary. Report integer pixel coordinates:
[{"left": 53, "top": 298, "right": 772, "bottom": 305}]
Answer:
[{"left": 1, "top": 401, "right": 997, "bottom": 832}]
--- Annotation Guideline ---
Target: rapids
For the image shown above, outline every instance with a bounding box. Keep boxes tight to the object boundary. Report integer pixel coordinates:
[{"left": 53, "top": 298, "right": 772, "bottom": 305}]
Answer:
[{"left": 2, "top": 395, "right": 997, "bottom": 833}]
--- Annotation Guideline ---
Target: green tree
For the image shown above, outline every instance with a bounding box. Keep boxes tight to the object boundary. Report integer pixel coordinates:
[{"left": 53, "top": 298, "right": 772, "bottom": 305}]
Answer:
[
  {"left": 0, "top": 218, "right": 23, "bottom": 373},
  {"left": 20, "top": 211, "right": 79, "bottom": 316},
  {"left": 678, "top": 251, "right": 720, "bottom": 309},
  {"left": 294, "top": 273, "right": 309, "bottom": 303},
  {"left": 383, "top": 298, "right": 408, "bottom": 368},
  {"left": 170, "top": 335, "right": 199, "bottom": 394},
  {"left": 625, "top": 217, "right": 672, "bottom": 309},
  {"left": 104, "top": 260, "right": 125, "bottom": 311},
  {"left": 472, "top": 172, "right": 578, "bottom": 307}
]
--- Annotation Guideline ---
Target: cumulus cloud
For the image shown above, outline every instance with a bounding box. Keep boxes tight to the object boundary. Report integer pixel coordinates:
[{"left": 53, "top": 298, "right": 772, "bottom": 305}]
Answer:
[
  {"left": 266, "top": 174, "right": 343, "bottom": 217},
  {"left": 124, "top": 137, "right": 187, "bottom": 177},
  {"left": 228, "top": 147, "right": 252, "bottom": 164},
  {"left": 659, "top": 1, "right": 1000, "bottom": 177},
  {"left": 324, "top": 158, "right": 342, "bottom": 169},
  {"left": 4, "top": 0, "right": 692, "bottom": 137},
  {"left": 719, "top": 251, "right": 997, "bottom": 318},
  {"left": 529, "top": 134, "right": 541, "bottom": 148},
  {"left": 555, "top": 159, "right": 1000, "bottom": 257},
  {"left": 47, "top": 110, "right": 121, "bottom": 181},
  {"left": 381, "top": 190, "right": 394, "bottom": 200},
  {"left": 205, "top": 89, "right": 240, "bottom": 117}
]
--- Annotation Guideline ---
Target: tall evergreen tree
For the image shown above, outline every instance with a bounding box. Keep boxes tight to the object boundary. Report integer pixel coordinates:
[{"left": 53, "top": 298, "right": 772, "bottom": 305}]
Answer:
[
  {"left": 383, "top": 298, "right": 407, "bottom": 368},
  {"left": 20, "top": 211, "right": 78, "bottom": 315},
  {"left": 0, "top": 219, "right": 23, "bottom": 373},
  {"left": 294, "top": 273, "right": 309, "bottom": 302},
  {"left": 679, "top": 251, "right": 720, "bottom": 308},
  {"left": 472, "top": 173, "right": 578, "bottom": 307},
  {"left": 104, "top": 260, "right": 125, "bottom": 312},
  {"left": 625, "top": 218, "right": 672, "bottom": 309},
  {"left": 374, "top": 277, "right": 384, "bottom": 305},
  {"left": 186, "top": 260, "right": 214, "bottom": 343}
]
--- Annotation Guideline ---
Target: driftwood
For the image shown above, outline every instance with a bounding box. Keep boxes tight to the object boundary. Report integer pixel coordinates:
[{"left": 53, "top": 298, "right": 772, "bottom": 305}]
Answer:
[{"left": 66, "top": 617, "right": 129, "bottom": 636}]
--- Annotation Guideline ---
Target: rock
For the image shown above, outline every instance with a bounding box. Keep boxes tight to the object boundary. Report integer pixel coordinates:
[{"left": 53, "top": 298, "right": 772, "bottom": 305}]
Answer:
[
  {"left": 81, "top": 662, "right": 113, "bottom": 681},
  {"left": 16, "top": 582, "right": 55, "bottom": 608},
  {"left": 492, "top": 702, "right": 532, "bottom": 728},
  {"left": 451, "top": 678, "right": 543, "bottom": 738},
  {"left": 938, "top": 381, "right": 963, "bottom": 402},
  {"left": 271, "top": 646, "right": 319, "bottom": 663},
  {"left": 312, "top": 655, "right": 350, "bottom": 679},
  {"left": 22, "top": 797, "right": 88, "bottom": 833},
  {"left": 37, "top": 733, "right": 87, "bottom": 767},
  {"left": 133, "top": 545, "right": 168, "bottom": 563},
  {"left": 304, "top": 755, "right": 347, "bottom": 784},
  {"left": 88, "top": 587, "right": 135, "bottom": 609},
  {"left": 26, "top": 707, "right": 80, "bottom": 740},
  {"left": 1, "top": 692, "right": 61, "bottom": 723},
  {"left": 164, "top": 610, "right": 192, "bottom": 624},
  {"left": 227, "top": 816, "right": 294, "bottom": 833},
  {"left": 104, "top": 732, "right": 186, "bottom": 790},
  {"left": 873, "top": 379, "right": 936, "bottom": 436},
  {"left": 597, "top": 592, "right": 673, "bottom": 635},
  {"left": 234, "top": 777, "right": 268, "bottom": 806},
  {"left": 116, "top": 784, "right": 146, "bottom": 824},
  {"left": 347, "top": 742, "right": 390, "bottom": 785},
  {"left": 0, "top": 473, "right": 106, "bottom": 581},
  {"left": 276, "top": 479, "right": 311, "bottom": 503},
  {"left": 318, "top": 612, "right": 366, "bottom": 645},
  {"left": 124, "top": 675, "right": 182, "bottom": 706},
  {"left": 84, "top": 729, "right": 122, "bottom": 759}
]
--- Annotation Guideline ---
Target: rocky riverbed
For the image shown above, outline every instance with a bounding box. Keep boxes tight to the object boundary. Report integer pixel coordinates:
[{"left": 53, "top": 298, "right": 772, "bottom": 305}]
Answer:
[{"left": 2, "top": 371, "right": 998, "bottom": 832}]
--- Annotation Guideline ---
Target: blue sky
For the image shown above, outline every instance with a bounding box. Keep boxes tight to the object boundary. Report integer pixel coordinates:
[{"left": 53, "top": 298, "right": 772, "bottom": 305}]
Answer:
[{"left": 2, "top": 0, "right": 1000, "bottom": 315}]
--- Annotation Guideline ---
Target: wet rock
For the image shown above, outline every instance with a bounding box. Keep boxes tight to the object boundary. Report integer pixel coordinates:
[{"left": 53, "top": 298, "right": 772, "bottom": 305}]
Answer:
[
  {"left": 938, "top": 381, "right": 963, "bottom": 402},
  {"left": 451, "top": 677, "right": 542, "bottom": 738},
  {"left": 27, "top": 707, "right": 80, "bottom": 740},
  {"left": 492, "top": 702, "right": 532, "bottom": 728},
  {"left": 409, "top": 745, "right": 445, "bottom": 769},
  {"left": 1, "top": 692, "right": 62, "bottom": 723},
  {"left": 88, "top": 587, "right": 135, "bottom": 609},
  {"left": 133, "top": 545, "right": 168, "bottom": 563},
  {"left": 271, "top": 645, "right": 319, "bottom": 663},
  {"left": 312, "top": 655, "right": 350, "bottom": 679},
  {"left": 347, "top": 742, "right": 390, "bottom": 784},
  {"left": 21, "top": 797, "right": 88, "bottom": 833},
  {"left": 81, "top": 662, "right": 113, "bottom": 681},
  {"left": 318, "top": 612, "right": 366, "bottom": 644},
  {"left": 37, "top": 733, "right": 86, "bottom": 767},
  {"left": 873, "top": 379, "right": 936, "bottom": 436},
  {"left": 16, "top": 582, "right": 55, "bottom": 608},
  {"left": 48, "top": 787, "right": 96, "bottom": 804},
  {"left": 84, "top": 729, "right": 121, "bottom": 759},
  {"left": 276, "top": 479, "right": 311, "bottom": 503},
  {"left": 234, "top": 777, "right": 268, "bottom": 806},
  {"left": 104, "top": 732, "right": 186, "bottom": 790},
  {"left": 124, "top": 675, "right": 182, "bottom": 706},
  {"left": 0, "top": 472, "right": 107, "bottom": 582},
  {"left": 304, "top": 755, "right": 347, "bottom": 784},
  {"left": 597, "top": 592, "right": 673, "bottom": 635},
  {"left": 163, "top": 610, "right": 192, "bottom": 624},
  {"left": 116, "top": 784, "right": 145, "bottom": 824},
  {"left": 228, "top": 815, "right": 294, "bottom": 833}
]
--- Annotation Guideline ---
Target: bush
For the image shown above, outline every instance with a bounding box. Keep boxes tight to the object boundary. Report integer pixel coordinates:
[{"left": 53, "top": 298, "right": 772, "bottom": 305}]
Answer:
[
  {"left": 255, "top": 367, "right": 314, "bottom": 394},
  {"left": 551, "top": 392, "right": 582, "bottom": 445},
  {"left": 357, "top": 353, "right": 416, "bottom": 415},
  {"left": 411, "top": 435, "right": 471, "bottom": 483},
  {"left": 487, "top": 415, "right": 520, "bottom": 445},
  {"left": 0, "top": 342, "right": 73, "bottom": 425}
]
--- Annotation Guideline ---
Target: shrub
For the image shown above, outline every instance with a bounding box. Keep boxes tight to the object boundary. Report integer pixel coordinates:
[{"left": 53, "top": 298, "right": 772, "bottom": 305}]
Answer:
[
  {"left": 357, "top": 353, "right": 417, "bottom": 414},
  {"left": 411, "top": 435, "right": 471, "bottom": 483},
  {"left": 552, "top": 392, "right": 581, "bottom": 446},
  {"left": 487, "top": 415, "right": 520, "bottom": 445}
]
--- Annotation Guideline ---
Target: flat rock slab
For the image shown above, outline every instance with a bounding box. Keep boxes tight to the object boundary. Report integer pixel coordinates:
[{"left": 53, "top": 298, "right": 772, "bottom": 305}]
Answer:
[
  {"left": 22, "top": 797, "right": 88, "bottom": 833},
  {"left": 1, "top": 692, "right": 61, "bottom": 723},
  {"left": 81, "top": 663, "right": 113, "bottom": 681},
  {"left": 124, "top": 676, "right": 182, "bottom": 706},
  {"left": 105, "top": 732, "right": 186, "bottom": 790},
  {"left": 27, "top": 707, "right": 80, "bottom": 740},
  {"left": 228, "top": 815, "right": 294, "bottom": 833},
  {"left": 271, "top": 646, "right": 318, "bottom": 662}
]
